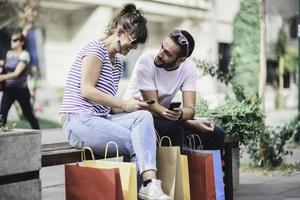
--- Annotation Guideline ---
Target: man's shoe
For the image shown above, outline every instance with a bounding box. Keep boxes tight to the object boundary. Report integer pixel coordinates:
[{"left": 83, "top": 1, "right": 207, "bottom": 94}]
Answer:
[{"left": 138, "top": 179, "right": 172, "bottom": 200}]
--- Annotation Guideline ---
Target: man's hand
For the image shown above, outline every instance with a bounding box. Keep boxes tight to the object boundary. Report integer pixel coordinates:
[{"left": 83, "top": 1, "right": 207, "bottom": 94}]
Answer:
[
  {"left": 162, "top": 107, "right": 182, "bottom": 121},
  {"left": 186, "top": 119, "right": 214, "bottom": 132}
]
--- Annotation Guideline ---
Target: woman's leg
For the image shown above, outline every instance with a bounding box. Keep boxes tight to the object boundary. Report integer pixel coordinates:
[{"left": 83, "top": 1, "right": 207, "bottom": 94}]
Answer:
[
  {"left": 63, "top": 113, "right": 135, "bottom": 157},
  {"left": 0, "top": 89, "right": 16, "bottom": 125},
  {"left": 110, "top": 111, "right": 171, "bottom": 199},
  {"left": 109, "top": 110, "right": 157, "bottom": 175},
  {"left": 86, "top": 110, "right": 170, "bottom": 199},
  {"left": 15, "top": 88, "right": 40, "bottom": 129}
]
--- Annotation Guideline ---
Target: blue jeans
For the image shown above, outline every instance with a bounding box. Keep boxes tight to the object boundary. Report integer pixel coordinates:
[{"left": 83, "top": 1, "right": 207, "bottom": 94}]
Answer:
[{"left": 62, "top": 110, "right": 157, "bottom": 174}]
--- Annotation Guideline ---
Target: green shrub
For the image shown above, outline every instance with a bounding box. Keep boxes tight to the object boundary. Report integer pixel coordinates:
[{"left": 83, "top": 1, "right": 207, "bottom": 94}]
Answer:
[
  {"left": 292, "top": 116, "right": 300, "bottom": 144},
  {"left": 196, "top": 97, "right": 299, "bottom": 168},
  {"left": 247, "top": 120, "right": 296, "bottom": 168},
  {"left": 196, "top": 97, "right": 265, "bottom": 145}
]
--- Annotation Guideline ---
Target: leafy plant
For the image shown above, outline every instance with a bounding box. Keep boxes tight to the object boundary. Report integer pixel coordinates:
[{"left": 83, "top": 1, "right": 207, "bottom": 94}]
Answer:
[
  {"left": 284, "top": 46, "right": 298, "bottom": 73},
  {"left": 247, "top": 120, "right": 296, "bottom": 168},
  {"left": 194, "top": 58, "right": 233, "bottom": 85},
  {"left": 0, "top": 116, "right": 16, "bottom": 132},
  {"left": 196, "top": 97, "right": 265, "bottom": 145},
  {"left": 291, "top": 115, "right": 300, "bottom": 144},
  {"left": 196, "top": 97, "right": 299, "bottom": 168}
]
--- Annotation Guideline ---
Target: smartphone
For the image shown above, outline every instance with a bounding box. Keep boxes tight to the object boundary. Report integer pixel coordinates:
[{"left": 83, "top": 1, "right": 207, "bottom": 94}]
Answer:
[
  {"left": 169, "top": 102, "right": 181, "bottom": 110},
  {"left": 144, "top": 99, "right": 155, "bottom": 105}
]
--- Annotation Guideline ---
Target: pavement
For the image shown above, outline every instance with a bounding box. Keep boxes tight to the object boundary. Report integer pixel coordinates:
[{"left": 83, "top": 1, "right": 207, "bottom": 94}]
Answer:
[
  {"left": 235, "top": 172, "right": 300, "bottom": 200},
  {"left": 39, "top": 109, "right": 300, "bottom": 200}
]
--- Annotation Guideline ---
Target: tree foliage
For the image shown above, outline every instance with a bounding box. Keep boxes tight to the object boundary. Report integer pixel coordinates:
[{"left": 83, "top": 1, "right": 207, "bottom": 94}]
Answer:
[
  {"left": 230, "top": 0, "right": 260, "bottom": 100},
  {"left": 275, "top": 25, "right": 288, "bottom": 58}
]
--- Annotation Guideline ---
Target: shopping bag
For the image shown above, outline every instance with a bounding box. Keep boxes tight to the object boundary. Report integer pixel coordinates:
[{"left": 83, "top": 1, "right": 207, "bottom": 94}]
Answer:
[
  {"left": 157, "top": 136, "right": 190, "bottom": 200},
  {"left": 181, "top": 154, "right": 191, "bottom": 200},
  {"left": 203, "top": 150, "right": 224, "bottom": 200},
  {"left": 190, "top": 134, "right": 225, "bottom": 200},
  {"left": 80, "top": 142, "right": 137, "bottom": 200},
  {"left": 183, "top": 135, "right": 216, "bottom": 200},
  {"left": 65, "top": 164, "right": 123, "bottom": 200}
]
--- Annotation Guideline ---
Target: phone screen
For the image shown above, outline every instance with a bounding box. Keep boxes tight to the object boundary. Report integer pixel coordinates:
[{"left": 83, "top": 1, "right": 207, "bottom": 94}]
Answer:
[
  {"left": 169, "top": 102, "right": 181, "bottom": 110},
  {"left": 145, "top": 99, "right": 155, "bottom": 105}
]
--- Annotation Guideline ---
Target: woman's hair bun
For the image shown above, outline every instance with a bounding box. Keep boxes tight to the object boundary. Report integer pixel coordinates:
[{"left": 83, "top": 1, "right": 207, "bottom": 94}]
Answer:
[{"left": 121, "top": 3, "right": 137, "bottom": 15}]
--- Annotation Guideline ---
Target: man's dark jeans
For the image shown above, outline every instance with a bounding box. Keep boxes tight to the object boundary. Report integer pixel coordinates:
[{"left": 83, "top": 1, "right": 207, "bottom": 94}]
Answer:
[{"left": 154, "top": 117, "right": 225, "bottom": 150}]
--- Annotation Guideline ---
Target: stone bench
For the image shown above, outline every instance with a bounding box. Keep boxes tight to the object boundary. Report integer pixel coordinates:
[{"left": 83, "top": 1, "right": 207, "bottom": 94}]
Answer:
[
  {"left": 41, "top": 142, "right": 131, "bottom": 167},
  {"left": 0, "top": 129, "right": 41, "bottom": 200}
]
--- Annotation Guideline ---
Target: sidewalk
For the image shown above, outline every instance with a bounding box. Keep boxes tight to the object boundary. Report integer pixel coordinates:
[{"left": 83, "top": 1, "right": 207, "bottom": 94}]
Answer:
[
  {"left": 235, "top": 172, "right": 300, "bottom": 200},
  {"left": 40, "top": 123, "right": 300, "bottom": 200}
]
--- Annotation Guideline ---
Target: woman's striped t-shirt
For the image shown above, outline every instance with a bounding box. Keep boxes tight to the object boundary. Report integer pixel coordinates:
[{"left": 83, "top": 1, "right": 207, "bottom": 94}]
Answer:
[{"left": 60, "top": 40, "right": 123, "bottom": 116}]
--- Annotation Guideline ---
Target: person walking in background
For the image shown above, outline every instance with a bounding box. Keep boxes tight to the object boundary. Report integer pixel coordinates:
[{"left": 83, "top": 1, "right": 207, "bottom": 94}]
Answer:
[
  {"left": 0, "top": 30, "right": 40, "bottom": 129},
  {"left": 123, "top": 28, "right": 225, "bottom": 150},
  {"left": 59, "top": 3, "right": 171, "bottom": 200}
]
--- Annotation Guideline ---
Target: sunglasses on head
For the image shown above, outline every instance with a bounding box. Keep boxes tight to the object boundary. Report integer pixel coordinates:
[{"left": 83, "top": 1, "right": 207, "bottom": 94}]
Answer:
[
  {"left": 11, "top": 38, "right": 21, "bottom": 42},
  {"left": 124, "top": 29, "right": 139, "bottom": 46},
  {"left": 171, "top": 28, "right": 189, "bottom": 57}
]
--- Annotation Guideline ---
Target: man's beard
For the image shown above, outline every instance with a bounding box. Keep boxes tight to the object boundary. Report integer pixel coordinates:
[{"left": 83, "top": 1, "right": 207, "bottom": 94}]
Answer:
[
  {"left": 154, "top": 56, "right": 164, "bottom": 68},
  {"left": 154, "top": 56, "right": 176, "bottom": 69}
]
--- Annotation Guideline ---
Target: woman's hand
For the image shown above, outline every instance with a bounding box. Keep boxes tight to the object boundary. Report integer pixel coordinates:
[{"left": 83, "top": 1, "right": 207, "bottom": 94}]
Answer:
[
  {"left": 0, "top": 60, "right": 4, "bottom": 67},
  {"left": 186, "top": 119, "right": 214, "bottom": 132},
  {"left": 0, "top": 74, "right": 5, "bottom": 82},
  {"left": 122, "top": 99, "right": 148, "bottom": 113}
]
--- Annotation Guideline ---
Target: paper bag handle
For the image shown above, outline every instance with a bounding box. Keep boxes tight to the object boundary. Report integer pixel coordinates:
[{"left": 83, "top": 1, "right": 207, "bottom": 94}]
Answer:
[
  {"left": 155, "top": 129, "right": 161, "bottom": 146},
  {"left": 159, "top": 136, "right": 172, "bottom": 147},
  {"left": 81, "top": 146, "right": 96, "bottom": 161},
  {"left": 184, "top": 135, "right": 193, "bottom": 149},
  {"left": 104, "top": 141, "right": 119, "bottom": 160},
  {"left": 190, "top": 134, "right": 204, "bottom": 150}
]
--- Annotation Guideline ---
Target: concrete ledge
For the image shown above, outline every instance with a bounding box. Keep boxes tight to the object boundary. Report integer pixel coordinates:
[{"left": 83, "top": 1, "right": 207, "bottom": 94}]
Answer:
[
  {"left": 0, "top": 129, "right": 41, "bottom": 176},
  {"left": 0, "top": 179, "right": 41, "bottom": 200}
]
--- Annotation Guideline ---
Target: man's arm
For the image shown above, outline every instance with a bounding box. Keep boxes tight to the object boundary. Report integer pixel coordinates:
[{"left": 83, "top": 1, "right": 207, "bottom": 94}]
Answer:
[
  {"left": 141, "top": 90, "right": 195, "bottom": 121},
  {"left": 181, "top": 91, "right": 214, "bottom": 132},
  {"left": 140, "top": 90, "right": 169, "bottom": 118},
  {"left": 181, "top": 91, "right": 196, "bottom": 120}
]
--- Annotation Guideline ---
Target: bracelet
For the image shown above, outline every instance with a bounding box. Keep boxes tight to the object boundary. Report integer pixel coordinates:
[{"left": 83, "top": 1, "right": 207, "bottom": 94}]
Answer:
[{"left": 178, "top": 110, "right": 183, "bottom": 121}]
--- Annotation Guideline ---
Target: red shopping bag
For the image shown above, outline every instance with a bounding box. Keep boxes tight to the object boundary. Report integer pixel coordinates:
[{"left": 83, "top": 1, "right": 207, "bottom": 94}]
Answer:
[
  {"left": 185, "top": 152, "right": 216, "bottom": 200},
  {"left": 65, "top": 164, "right": 124, "bottom": 200}
]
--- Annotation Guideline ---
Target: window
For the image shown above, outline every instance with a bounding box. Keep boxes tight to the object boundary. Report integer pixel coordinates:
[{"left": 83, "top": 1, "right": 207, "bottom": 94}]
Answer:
[{"left": 218, "top": 43, "right": 231, "bottom": 74}]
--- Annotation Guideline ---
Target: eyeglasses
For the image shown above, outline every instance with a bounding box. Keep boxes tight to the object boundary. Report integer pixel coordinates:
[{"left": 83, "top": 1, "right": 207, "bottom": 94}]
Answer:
[
  {"left": 11, "top": 38, "right": 21, "bottom": 42},
  {"left": 124, "top": 30, "right": 138, "bottom": 46},
  {"left": 171, "top": 28, "right": 189, "bottom": 57}
]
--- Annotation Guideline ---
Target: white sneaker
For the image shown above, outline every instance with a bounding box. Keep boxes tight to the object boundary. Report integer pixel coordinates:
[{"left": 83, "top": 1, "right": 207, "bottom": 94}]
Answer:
[{"left": 138, "top": 179, "right": 172, "bottom": 200}]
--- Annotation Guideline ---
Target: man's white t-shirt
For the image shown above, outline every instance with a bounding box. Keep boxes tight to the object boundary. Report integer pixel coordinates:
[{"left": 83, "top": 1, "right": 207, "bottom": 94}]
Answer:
[{"left": 123, "top": 51, "right": 198, "bottom": 108}]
